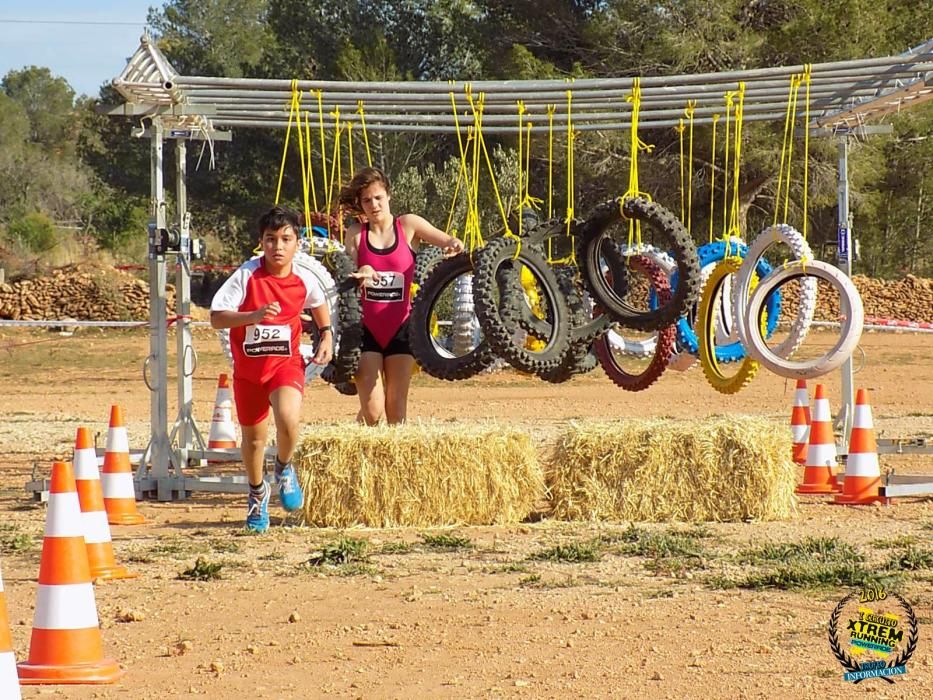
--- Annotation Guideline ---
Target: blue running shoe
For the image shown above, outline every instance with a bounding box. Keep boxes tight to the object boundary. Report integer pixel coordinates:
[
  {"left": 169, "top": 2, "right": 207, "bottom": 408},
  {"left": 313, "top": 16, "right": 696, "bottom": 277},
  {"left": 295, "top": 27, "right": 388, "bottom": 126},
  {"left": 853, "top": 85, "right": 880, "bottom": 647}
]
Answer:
[
  {"left": 246, "top": 481, "right": 270, "bottom": 532},
  {"left": 275, "top": 463, "right": 304, "bottom": 512}
]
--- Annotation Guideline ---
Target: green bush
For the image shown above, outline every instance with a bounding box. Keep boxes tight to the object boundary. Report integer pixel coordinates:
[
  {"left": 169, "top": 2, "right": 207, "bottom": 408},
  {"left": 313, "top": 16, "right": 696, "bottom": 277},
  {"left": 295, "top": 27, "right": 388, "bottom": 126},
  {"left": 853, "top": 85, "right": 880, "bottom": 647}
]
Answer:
[{"left": 6, "top": 211, "right": 58, "bottom": 252}]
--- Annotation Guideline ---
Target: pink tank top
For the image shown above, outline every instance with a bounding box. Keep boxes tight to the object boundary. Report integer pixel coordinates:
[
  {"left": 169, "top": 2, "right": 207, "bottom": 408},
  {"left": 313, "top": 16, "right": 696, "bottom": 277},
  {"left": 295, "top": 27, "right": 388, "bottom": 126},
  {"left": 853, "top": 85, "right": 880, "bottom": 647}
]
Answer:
[{"left": 357, "top": 217, "right": 416, "bottom": 348}]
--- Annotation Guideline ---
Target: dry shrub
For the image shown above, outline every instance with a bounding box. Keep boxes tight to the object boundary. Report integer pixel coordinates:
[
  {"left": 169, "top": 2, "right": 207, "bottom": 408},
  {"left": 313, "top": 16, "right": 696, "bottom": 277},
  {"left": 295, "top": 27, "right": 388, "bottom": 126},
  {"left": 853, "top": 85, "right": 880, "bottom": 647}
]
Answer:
[
  {"left": 548, "top": 416, "right": 797, "bottom": 522},
  {"left": 295, "top": 422, "right": 543, "bottom": 527}
]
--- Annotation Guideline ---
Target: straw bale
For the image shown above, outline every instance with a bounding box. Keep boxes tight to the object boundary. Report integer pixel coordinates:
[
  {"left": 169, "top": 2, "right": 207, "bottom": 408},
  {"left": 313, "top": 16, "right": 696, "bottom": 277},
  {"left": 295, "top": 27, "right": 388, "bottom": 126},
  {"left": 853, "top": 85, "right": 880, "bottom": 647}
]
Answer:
[
  {"left": 548, "top": 416, "right": 797, "bottom": 522},
  {"left": 294, "top": 422, "right": 543, "bottom": 527}
]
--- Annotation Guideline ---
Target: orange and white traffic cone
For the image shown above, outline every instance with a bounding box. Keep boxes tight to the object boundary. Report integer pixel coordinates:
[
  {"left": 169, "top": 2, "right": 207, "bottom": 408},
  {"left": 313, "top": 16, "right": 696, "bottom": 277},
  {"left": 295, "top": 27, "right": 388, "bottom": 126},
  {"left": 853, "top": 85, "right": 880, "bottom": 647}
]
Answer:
[
  {"left": 17, "top": 461, "right": 123, "bottom": 684},
  {"left": 0, "top": 562, "right": 22, "bottom": 699},
  {"left": 790, "top": 379, "right": 811, "bottom": 465},
  {"left": 833, "top": 389, "right": 887, "bottom": 506},
  {"left": 207, "top": 373, "right": 237, "bottom": 460},
  {"left": 101, "top": 406, "right": 145, "bottom": 526},
  {"left": 73, "top": 428, "right": 136, "bottom": 580},
  {"left": 795, "top": 384, "right": 838, "bottom": 495}
]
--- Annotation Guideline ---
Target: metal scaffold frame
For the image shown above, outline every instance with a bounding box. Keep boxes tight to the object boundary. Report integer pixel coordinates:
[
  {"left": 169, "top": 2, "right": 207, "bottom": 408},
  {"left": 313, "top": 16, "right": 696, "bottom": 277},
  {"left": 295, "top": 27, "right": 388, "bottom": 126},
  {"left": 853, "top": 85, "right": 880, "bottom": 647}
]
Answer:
[{"left": 93, "top": 34, "right": 932, "bottom": 501}]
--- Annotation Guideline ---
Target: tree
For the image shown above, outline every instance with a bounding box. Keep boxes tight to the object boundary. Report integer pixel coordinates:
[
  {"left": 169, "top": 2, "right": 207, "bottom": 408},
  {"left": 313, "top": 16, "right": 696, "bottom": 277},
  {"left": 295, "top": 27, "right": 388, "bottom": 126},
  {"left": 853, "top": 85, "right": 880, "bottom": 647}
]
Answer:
[{"left": 2, "top": 67, "right": 76, "bottom": 151}]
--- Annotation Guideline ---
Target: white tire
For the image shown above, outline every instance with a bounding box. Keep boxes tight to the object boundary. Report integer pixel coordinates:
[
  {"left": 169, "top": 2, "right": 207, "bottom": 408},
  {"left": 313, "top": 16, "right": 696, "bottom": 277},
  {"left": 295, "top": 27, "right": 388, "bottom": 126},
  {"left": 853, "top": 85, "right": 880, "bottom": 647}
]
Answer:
[
  {"left": 743, "top": 260, "right": 862, "bottom": 379},
  {"left": 733, "top": 224, "right": 817, "bottom": 358}
]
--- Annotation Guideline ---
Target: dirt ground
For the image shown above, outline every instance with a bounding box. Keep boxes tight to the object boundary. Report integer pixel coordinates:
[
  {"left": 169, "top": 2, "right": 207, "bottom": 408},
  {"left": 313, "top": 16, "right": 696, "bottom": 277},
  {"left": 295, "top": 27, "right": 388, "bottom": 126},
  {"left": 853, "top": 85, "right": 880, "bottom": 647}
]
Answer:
[{"left": 0, "top": 326, "right": 931, "bottom": 699}]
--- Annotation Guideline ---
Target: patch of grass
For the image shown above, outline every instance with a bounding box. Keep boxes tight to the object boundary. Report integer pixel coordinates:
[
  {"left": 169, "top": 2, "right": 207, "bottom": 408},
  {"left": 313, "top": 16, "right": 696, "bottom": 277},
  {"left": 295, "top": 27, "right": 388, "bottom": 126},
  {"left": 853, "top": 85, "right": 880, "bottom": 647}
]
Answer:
[
  {"left": 306, "top": 537, "right": 369, "bottom": 567},
  {"left": 148, "top": 538, "right": 195, "bottom": 559},
  {"left": 886, "top": 546, "right": 933, "bottom": 571},
  {"left": 736, "top": 537, "right": 861, "bottom": 565},
  {"left": 209, "top": 539, "right": 241, "bottom": 554},
  {"left": 334, "top": 562, "right": 379, "bottom": 577},
  {"left": 611, "top": 528, "right": 706, "bottom": 560},
  {"left": 419, "top": 533, "right": 474, "bottom": 551},
  {"left": 871, "top": 535, "right": 917, "bottom": 549},
  {"left": 127, "top": 553, "right": 154, "bottom": 564},
  {"left": 711, "top": 536, "right": 896, "bottom": 591},
  {"left": 644, "top": 556, "right": 705, "bottom": 578},
  {"left": 529, "top": 540, "right": 602, "bottom": 563},
  {"left": 378, "top": 541, "right": 415, "bottom": 555},
  {"left": 259, "top": 551, "right": 286, "bottom": 561},
  {"left": 177, "top": 557, "right": 223, "bottom": 581},
  {"left": 1, "top": 532, "right": 36, "bottom": 554},
  {"left": 492, "top": 562, "right": 532, "bottom": 574},
  {"left": 649, "top": 589, "right": 676, "bottom": 599},
  {"left": 519, "top": 573, "right": 542, "bottom": 586}
]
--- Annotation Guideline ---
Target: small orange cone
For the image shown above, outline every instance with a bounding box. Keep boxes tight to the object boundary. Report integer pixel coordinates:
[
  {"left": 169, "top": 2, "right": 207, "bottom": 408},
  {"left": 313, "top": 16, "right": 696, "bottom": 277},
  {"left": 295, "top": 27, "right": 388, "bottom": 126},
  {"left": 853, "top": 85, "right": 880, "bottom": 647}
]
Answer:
[
  {"left": 795, "top": 384, "right": 839, "bottom": 494},
  {"left": 17, "top": 461, "right": 123, "bottom": 684},
  {"left": 0, "top": 562, "right": 22, "bottom": 699},
  {"left": 73, "top": 428, "right": 137, "bottom": 580},
  {"left": 790, "top": 379, "right": 811, "bottom": 465},
  {"left": 101, "top": 406, "right": 145, "bottom": 526},
  {"left": 833, "top": 389, "right": 887, "bottom": 506},
  {"left": 207, "top": 373, "right": 238, "bottom": 459}
]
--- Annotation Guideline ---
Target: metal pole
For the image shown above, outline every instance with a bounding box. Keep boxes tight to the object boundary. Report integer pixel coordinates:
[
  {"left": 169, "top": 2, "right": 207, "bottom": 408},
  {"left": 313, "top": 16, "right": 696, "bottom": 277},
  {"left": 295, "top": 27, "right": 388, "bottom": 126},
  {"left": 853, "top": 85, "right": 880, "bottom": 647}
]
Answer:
[
  {"left": 140, "top": 118, "right": 177, "bottom": 498},
  {"left": 836, "top": 133, "right": 855, "bottom": 451}
]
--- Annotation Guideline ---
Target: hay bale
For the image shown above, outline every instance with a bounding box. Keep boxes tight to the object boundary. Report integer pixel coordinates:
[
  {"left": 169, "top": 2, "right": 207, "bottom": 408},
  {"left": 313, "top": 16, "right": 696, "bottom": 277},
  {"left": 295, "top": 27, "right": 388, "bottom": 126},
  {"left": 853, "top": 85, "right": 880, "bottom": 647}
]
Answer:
[
  {"left": 294, "top": 422, "right": 543, "bottom": 527},
  {"left": 548, "top": 416, "right": 797, "bottom": 522}
]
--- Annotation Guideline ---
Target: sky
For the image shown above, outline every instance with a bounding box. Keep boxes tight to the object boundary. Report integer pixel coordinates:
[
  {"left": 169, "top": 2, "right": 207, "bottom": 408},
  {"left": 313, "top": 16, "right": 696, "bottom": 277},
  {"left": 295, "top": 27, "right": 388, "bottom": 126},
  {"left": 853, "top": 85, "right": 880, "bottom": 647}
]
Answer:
[{"left": 0, "top": 1, "right": 159, "bottom": 98}]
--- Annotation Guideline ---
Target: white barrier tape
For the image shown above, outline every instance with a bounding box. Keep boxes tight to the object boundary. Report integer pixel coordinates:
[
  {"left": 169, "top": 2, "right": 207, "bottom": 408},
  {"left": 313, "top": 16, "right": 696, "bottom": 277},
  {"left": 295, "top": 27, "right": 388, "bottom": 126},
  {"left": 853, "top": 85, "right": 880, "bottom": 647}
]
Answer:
[
  {"left": 101, "top": 472, "right": 136, "bottom": 499},
  {"left": 0, "top": 319, "right": 212, "bottom": 328},
  {"left": 44, "top": 492, "right": 83, "bottom": 538},
  {"left": 798, "top": 321, "right": 933, "bottom": 335},
  {"left": 81, "top": 510, "right": 112, "bottom": 545},
  {"left": 33, "top": 583, "right": 100, "bottom": 629}
]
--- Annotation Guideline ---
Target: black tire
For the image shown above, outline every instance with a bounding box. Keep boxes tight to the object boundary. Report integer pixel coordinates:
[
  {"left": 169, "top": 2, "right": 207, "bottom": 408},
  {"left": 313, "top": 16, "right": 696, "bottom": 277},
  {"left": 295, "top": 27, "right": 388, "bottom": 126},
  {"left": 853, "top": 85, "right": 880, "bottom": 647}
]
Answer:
[
  {"left": 408, "top": 253, "right": 499, "bottom": 380},
  {"left": 580, "top": 196, "right": 699, "bottom": 331},
  {"left": 413, "top": 245, "right": 446, "bottom": 288},
  {"left": 536, "top": 267, "right": 600, "bottom": 383},
  {"left": 473, "top": 236, "right": 570, "bottom": 373},
  {"left": 319, "top": 249, "right": 362, "bottom": 387}
]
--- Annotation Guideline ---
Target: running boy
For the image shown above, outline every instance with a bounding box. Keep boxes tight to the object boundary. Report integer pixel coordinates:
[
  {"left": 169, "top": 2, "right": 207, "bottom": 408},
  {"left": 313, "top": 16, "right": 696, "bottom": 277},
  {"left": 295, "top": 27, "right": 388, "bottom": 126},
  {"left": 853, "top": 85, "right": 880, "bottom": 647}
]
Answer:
[
  {"left": 210, "top": 206, "right": 333, "bottom": 531},
  {"left": 339, "top": 167, "right": 463, "bottom": 425}
]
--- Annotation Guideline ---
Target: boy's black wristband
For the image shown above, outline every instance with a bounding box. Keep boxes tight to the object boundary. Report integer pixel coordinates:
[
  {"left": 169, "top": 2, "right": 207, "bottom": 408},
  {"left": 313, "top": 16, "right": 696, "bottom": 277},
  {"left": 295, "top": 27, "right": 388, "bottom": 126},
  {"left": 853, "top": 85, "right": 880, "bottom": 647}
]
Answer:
[{"left": 318, "top": 325, "right": 333, "bottom": 334}]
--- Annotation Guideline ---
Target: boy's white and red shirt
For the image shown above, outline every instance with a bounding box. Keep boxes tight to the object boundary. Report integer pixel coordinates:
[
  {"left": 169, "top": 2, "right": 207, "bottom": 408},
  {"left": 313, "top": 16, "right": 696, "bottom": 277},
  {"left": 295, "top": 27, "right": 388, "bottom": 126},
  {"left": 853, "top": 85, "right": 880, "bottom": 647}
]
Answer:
[{"left": 211, "top": 257, "right": 325, "bottom": 383}]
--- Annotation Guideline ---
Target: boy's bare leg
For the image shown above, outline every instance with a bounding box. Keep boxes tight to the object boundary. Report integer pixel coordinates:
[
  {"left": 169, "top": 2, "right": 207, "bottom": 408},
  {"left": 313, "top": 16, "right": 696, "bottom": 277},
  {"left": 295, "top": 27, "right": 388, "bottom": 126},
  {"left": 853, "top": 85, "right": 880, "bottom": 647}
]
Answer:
[
  {"left": 355, "top": 352, "right": 386, "bottom": 425},
  {"left": 383, "top": 354, "right": 415, "bottom": 424},
  {"left": 269, "top": 385, "right": 303, "bottom": 464},
  {"left": 241, "top": 420, "right": 268, "bottom": 485}
]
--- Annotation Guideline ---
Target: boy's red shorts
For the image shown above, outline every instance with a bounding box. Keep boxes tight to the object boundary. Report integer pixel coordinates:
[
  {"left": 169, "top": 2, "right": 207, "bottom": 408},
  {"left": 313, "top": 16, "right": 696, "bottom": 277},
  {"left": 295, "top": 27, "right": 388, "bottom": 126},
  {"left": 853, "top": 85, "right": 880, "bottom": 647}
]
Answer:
[{"left": 233, "top": 364, "right": 305, "bottom": 426}]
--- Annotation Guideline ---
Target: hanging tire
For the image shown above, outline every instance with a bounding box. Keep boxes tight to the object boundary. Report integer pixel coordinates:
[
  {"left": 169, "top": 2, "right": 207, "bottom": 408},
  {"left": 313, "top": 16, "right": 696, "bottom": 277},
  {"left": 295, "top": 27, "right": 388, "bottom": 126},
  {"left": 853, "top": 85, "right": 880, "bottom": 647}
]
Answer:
[
  {"left": 674, "top": 239, "right": 781, "bottom": 362},
  {"left": 733, "top": 223, "right": 818, "bottom": 359},
  {"left": 317, "top": 248, "right": 362, "bottom": 388},
  {"left": 580, "top": 196, "right": 699, "bottom": 331},
  {"left": 536, "top": 267, "right": 601, "bottom": 383},
  {"left": 473, "top": 236, "right": 571, "bottom": 374},
  {"left": 743, "top": 260, "right": 863, "bottom": 379},
  {"left": 408, "top": 252, "right": 499, "bottom": 380},
  {"left": 594, "top": 255, "right": 676, "bottom": 391},
  {"left": 697, "top": 257, "right": 760, "bottom": 395}
]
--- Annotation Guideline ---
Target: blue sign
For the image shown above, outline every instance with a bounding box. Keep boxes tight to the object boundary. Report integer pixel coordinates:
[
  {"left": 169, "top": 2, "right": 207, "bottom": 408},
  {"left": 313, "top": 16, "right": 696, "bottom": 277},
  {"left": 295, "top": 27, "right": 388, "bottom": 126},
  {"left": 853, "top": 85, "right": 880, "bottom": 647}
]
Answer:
[{"left": 837, "top": 226, "right": 849, "bottom": 260}]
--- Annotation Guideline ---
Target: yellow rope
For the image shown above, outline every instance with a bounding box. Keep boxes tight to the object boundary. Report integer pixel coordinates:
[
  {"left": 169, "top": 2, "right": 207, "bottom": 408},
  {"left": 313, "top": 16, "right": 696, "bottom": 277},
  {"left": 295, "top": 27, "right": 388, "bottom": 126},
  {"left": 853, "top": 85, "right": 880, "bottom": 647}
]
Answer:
[
  {"left": 685, "top": 100, "right": 696, "bottom": 236},
  {"left": 722, "top": 91, "right": 733, "bottom": 236},
  {"left": 356, "top": 100, "right": 373, "bottom": 167},
  {"left": 296, "top": 107, "right": 311, "bottom": 232},
  {"left": 467, "top": 90, "right": 513, "bottom": 240},
  {"left": 305, "top": 111, "right": 318, "bottom": 213},
  {"left": 727, "top": 83, "right": 746, "bottom": 239},
  {"left": 677, "top": 117, "right": 685, "bottom": 224},
  {"left": 346, "top": 121, "right": 355, "bottom": 177},
  {"left": 708, "top": 113, "right": 719, "bottom": 244},
  {"left": 327, "top": 108, "right": 341, "bottom": 219},
  {"left": 315, "top": 91, "right": 329, "bottom": 212},
  {"left": 274, "top": 81, "right": 300, "bottom": 205},
  {"left": 621, "top": 78, "right": 654, "bottom": 248},
  {"left": 802, "top": 65, "right": 811, "bottom": 240},
  {"left": 782, "top": 77, "right": 801, "bottom": 224},
  {"left": 546, "top": 104, "right": 555, "bottom": 220},
  {"left": 565, "top": 89, "right": 575, "bottom": 236},
  {"left": 447, "top": 90, "right": 474, "bottom": 246},
  {"left": 773, "top": 75, "right": 798, "bottom": 226},
  {"left": 517, "top": 101, "right": 525, "bottom": 236}
]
